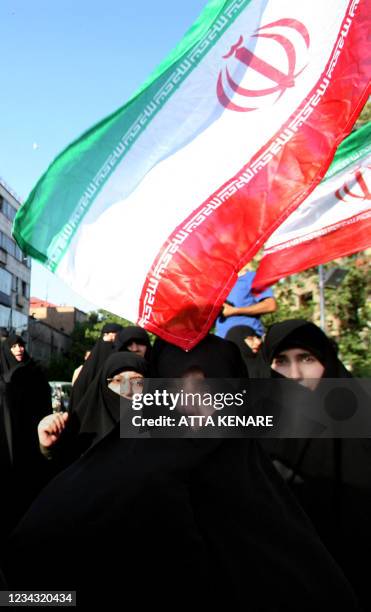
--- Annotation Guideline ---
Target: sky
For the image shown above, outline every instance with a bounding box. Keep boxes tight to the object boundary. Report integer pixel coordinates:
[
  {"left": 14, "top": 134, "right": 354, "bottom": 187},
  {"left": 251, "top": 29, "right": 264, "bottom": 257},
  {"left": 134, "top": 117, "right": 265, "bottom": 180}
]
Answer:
[{"left": 0, "top": 0, "right": 207, "bottom": 313}]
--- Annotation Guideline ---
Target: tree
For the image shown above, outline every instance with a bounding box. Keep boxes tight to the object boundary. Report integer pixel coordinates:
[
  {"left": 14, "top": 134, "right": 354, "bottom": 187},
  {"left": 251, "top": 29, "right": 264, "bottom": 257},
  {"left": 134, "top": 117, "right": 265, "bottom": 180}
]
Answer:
[
  {"left": 355, "top": 100, "right": 371, "bottom": 128},
  {"left": 46, "top": 310, "right": 132, "bottom": 381},
  {"left": 326, "top": 257, "right": 370, "bottom": 375}
]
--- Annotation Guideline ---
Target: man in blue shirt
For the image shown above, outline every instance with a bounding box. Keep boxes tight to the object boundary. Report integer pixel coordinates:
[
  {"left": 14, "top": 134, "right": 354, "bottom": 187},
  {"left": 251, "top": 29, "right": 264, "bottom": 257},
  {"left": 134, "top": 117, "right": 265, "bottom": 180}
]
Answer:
[{"left": 215, "top": 268, "right": 276, "bottom": 338}]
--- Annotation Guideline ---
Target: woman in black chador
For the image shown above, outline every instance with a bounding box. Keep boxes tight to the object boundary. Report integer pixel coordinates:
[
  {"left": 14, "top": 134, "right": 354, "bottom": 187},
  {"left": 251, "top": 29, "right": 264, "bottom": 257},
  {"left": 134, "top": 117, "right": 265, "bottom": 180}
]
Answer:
[
  {"left": 0, "top": 334, "right": 51, "bottom": 543},
  {"left": 114, "top": 325, "right": 152, "bottom": 359},
  {"left": 3, "top": 335, "right": 359, "bottom": 610},
  {"left": 68, "top": 323, "right": 123, "bottom": 411},
  {"left": 38, "top": 351, "right": 148, "bottom": 465},
  {"left": 261, "top": 319, "right": 371, "bottom": 609},
  {"left": 69, "top": 324, "right": 150, "bottom": 411}
]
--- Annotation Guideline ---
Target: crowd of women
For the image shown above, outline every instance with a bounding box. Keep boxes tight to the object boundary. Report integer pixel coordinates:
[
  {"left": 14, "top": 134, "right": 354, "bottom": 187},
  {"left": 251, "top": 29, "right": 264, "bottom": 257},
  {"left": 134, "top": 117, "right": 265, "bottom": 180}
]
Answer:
[{"left": 0, "top": 319, "right": 369, "bottom": 610}]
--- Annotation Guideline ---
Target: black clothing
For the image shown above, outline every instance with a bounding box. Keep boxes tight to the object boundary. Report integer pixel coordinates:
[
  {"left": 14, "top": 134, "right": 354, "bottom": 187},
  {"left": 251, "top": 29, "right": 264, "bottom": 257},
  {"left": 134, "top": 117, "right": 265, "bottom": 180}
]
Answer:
[
  {"left": 50, "top": 352, "right": 148, "bottom": 466},
  {"left": 3, "top": 334, "right": 358, "bottom": 609},
  {"left": 261, "top": 319, "right": 371, "bottom": 609},
  {"left": 101, "top": 322, "right": 123, "bottom": 335},
  {"left": 114, "top": 325, "right": 151, "bottom": 359},
  {"left": 262, "top": 319, "right": 350, "bottom": 378},
  {"left": 69, "top": 338, "right": 115, "bottom": 411},
  {"left": 70, "top": 327, "right": 150, "bottom": 412},
  {"left": 150, "top": 333, "right": 248, "bottom": 378},
  {"left": 225, "top": 325, "right": 270, "bottom": 377},
  {"left": 4, "top": 434, "right": 359, "bottom": 610},
  {"left": 73, "top": 352, "right": 148, "bottom": 450},
  {"left": 0, "top": 336, "right": 52, "bottom": 542}
]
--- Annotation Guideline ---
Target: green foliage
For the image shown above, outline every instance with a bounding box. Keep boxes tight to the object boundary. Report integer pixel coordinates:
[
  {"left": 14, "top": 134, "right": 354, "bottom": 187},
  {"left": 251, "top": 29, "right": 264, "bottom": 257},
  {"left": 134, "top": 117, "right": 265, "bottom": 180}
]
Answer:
[
  {"left": 47, "top": 354, "right": 75, "bottom": 381},
  {"left": 326, "top": 263, "right": 369, "bottom": 329},
  {"left": 264, "top": 268, "right": 317, "bottom": 327},
  {"left": 356, "top": 100, "right": 371, "bottom": 127},
  {"left": 82, "top": 310, "right": 131, "bottom": 343},
  {"left": 326, "top": 259, "right": 370, "bottom": 375},
  {"left": 67, "top": 310, "right": 131, "bottom": 364},
  {"left": 338, "top": 330, "right": 370, "bottom": 377}
]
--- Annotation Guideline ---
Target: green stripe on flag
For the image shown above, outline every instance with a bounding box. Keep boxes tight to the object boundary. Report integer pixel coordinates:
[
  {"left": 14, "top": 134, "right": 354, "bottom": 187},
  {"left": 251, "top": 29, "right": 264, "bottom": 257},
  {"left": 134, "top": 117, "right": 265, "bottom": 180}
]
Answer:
[
  {"left": 13, "top": 0, "right": 252, "bottom": 271},
  {"left": 324, "top": 122, "right": 371, "bottom": 180}
]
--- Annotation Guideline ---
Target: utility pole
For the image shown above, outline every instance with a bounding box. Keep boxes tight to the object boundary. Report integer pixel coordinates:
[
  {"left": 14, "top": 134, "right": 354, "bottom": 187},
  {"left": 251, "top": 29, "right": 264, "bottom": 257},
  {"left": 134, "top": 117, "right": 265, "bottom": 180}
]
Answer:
[{"left": 318, "top": 264, "right": 326, "bottom": 332}]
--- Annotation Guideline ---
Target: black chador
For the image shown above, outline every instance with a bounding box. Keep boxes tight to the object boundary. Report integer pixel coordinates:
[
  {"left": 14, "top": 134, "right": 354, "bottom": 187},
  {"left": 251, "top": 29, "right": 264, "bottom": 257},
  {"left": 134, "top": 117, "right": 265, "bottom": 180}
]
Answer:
[
  {"left": 3, "top": 335, "right": 358, "bottom": 610},
  {"left": 48, "top": 352, "right": 148, "bottom": 466},
  {"left": 69, "top": 336, "right": 116, "bottom": 411},
  {"left": 261, "top": 319, "right": 371, "bottom": 609},
  {"left": 0, "top": 335, "right": 51, "bottom": 542},
  {"left": 114, "top": 325, "right": 152, "bottom": 359}
]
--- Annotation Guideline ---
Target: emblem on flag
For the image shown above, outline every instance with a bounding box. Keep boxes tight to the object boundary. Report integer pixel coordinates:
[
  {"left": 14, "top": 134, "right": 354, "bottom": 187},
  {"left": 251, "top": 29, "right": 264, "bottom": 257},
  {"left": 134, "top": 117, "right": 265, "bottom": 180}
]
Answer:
[
  {"left": 335, "top": 167, "right": 371, "bottom": 202},
  {"left": 217, "top": 18, "right": 310, "bottom": 112}
]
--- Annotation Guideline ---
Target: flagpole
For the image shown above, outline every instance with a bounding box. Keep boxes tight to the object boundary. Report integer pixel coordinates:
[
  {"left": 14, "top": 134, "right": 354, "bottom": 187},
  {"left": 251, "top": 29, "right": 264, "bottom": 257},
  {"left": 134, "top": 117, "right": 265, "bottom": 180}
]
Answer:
[{"left": 318, "top": 265, "right": 326, "bottom": 332}]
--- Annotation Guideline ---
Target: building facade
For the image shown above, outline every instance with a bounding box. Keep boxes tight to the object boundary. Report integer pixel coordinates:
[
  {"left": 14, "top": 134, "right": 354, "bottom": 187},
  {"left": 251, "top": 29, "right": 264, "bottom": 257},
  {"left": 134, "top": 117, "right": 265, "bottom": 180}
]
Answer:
[
  {"left": 29, "top": 298, "right": 88, "bottom": 366},
  {"left": 29, "top": 298, "right": 87, "bottom": 335},
  {"left": 0, "top": 178, "right": 31, "bottom": 335},
  {"left": 28, "top": 316, "right": 72, "bottom": 365}
]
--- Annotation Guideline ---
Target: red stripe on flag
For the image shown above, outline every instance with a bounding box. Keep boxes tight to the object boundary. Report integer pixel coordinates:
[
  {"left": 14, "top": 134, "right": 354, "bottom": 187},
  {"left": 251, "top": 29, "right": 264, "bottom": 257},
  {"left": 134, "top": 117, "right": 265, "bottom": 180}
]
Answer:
[
  {"left": 251, "top": 212, "right": 371, "bottom": 292},
  {"left": 139, "top": 0, "right": 370, "bottom": 349}
]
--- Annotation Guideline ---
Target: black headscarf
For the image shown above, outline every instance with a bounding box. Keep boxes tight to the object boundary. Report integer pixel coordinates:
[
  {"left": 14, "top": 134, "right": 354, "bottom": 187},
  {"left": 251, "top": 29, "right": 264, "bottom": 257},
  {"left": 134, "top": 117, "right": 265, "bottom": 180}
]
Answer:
[
  {"left": 261, "top": 319, "right": 371, "bottom": 607},
  {"left": 0, "top": 334, "right": 52, "bottom": 459},
  {"left": 70, "top": 326, "right": 146, "bottom": 411},
  {"left": 0, "top": 334, "right": 52, "bottom": 542},
  {"left": 0, "top": 334, "right": 29, "bottom": 379},
  {"left": 74, "top": 352, "right": 148, "bottom": 451},
  {"left": 225, "top": 326, "right": 269, "bottom": 378},
  {"left": 4, "top": 345, "right": 359, "bottom": 610},
  {"left": 69, "top": 338, "right": 116, "bottom": 411},
  {"left": 101, "top": 322, "right": 123, "bottom": 335},
  {"left": 54, "top": 352, "right": 148, "bottom": 465},
  {"left": 114, "top": 326, "right": 152, "bottom": 360},
  {"left": 3, "top": 335, "right": 359, "bottom": 610},
  {"left": 263, "top": 319, "right": 351, "bottom": 379},
  {"left": 150, "top": 334, "right": 247, "bottom": 378},
  {"left": 261, "top": 319, "right": 358, "bottom": 472}
]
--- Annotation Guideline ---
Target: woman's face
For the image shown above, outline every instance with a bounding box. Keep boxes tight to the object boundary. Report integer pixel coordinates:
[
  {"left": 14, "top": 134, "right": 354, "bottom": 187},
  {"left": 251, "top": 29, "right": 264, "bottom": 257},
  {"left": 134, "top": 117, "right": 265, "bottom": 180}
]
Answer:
[
  {"left": 10, "top": 342, "right": 25, "bottom": 362},
  {"left": 244, "top": 335, "right": 262, "bottom": 353},
  {"left": 271, "top": 348, "right": 325, "bottom": 391},
  {"left": 126, "top": 341, "right": 147, "bottom": 358},
  {"left": 107, "top": 370, "right": 144, "bottom": 398}
]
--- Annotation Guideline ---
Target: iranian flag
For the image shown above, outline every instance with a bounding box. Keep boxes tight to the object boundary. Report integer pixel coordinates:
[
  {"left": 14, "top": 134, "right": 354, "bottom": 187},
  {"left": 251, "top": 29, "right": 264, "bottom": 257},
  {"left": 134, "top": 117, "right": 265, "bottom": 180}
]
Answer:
[
  {"left": 252, "top": 122, "right": 371, "bottom": 292},
  {"left": 13, "top": 0, "right": 370, "bottom": 349}
]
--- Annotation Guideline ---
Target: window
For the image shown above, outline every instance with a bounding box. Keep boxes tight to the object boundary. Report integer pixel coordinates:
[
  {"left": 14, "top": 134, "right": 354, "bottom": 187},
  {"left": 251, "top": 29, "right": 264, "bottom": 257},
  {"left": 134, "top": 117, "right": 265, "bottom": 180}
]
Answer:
[
  {"left": 11, "top": 275, "right": 17, "bottom": 292},
  {"left": 6, "top": 236, "right": 15, "bottom": 258},
  {"left": 22, "top": 280, "right": 29, "bottom": 298},
  {"left": 0, "top": 196, "right": 17, "bottom": 223},
  {"left": 0, "top": 231, "right": 27, "bottom": 262},
  {"left": 0, "top": 268, "right": 12, "bottom": 295},
  {"left": 0, "top": 233, "right": 15, "bottom": 257}
]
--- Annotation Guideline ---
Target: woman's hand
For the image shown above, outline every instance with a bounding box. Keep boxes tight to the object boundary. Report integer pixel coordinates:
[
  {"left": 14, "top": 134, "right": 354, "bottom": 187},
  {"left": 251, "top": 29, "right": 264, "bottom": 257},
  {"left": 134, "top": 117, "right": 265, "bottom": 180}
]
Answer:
[{"left": 38, "top": 412, "right": 69, "bottom": 448}]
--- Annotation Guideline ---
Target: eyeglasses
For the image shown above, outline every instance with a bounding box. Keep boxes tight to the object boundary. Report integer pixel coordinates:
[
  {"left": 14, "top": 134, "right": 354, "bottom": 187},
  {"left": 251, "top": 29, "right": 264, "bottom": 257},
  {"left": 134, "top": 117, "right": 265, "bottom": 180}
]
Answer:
[
  {"left": 124, "top": 376, "right": 144, "bottom": 389},
  {"left": 107, "top": 374, "right": 144, "bottom": 396}
]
